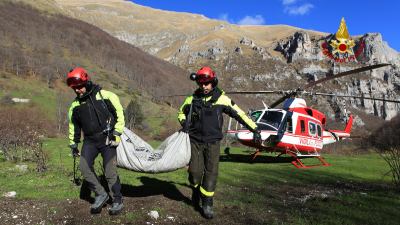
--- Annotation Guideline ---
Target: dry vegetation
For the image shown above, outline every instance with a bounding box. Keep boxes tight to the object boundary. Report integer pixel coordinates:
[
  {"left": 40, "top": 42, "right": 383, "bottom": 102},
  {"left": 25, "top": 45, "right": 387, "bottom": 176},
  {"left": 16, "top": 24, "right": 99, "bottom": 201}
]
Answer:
[
  {"left": 368, "top": 114, "right": 400, "bottom": 188},
  {"left": 0, "top": 105, "right": 54, "bottom": 172},
  {"left": 0, "top": 2, "right": 191, "bottom": 100}
]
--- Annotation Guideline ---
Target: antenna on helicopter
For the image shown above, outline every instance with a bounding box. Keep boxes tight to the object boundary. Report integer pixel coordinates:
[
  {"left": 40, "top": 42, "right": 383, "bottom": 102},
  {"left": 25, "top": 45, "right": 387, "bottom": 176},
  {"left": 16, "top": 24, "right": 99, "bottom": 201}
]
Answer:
[
  {"left": 342, "top": 100, "right": 349, "bottom": 121},
  {"left": 262, "top": 100, "right": 268, "bottom": 109}
]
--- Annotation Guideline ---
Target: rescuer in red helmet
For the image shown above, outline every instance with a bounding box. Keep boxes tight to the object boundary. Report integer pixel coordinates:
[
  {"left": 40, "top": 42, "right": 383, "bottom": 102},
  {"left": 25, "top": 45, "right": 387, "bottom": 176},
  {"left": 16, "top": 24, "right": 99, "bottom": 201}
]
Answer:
[
  {"left": 66, "top": 67, "right": 125, "bottom": 215},
  {"left": 178, "top": 66, "right": 261, "bottom": 219}
]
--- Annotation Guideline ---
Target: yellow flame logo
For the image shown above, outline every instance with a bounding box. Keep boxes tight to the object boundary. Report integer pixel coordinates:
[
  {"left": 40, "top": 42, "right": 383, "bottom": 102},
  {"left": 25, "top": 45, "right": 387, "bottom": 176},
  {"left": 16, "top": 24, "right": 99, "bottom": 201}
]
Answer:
[{"left": 330, "top": 17, "right": 355, "bottom": 55}]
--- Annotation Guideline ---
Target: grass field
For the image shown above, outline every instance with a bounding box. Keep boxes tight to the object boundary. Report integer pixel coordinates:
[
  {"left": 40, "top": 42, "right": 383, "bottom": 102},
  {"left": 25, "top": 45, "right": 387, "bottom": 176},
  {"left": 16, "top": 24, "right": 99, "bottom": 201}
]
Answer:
[{"left": 0, "top": 138, "right": 399, "bottom": 225}]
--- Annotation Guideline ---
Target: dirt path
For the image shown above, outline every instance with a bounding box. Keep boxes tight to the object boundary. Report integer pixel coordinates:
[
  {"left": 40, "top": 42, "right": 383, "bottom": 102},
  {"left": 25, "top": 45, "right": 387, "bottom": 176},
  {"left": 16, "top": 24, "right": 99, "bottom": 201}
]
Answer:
[
  {"left": 1, "top": 180, "right": 390, "bottom": 225},
  {"left": 0, "top": 190, "right": 270, "bottom": 225}
]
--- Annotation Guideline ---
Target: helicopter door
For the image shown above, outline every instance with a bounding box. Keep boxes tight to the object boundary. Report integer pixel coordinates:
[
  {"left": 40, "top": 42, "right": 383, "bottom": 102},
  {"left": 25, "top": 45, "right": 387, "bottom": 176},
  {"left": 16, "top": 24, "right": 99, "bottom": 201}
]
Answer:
[
  {"left": 300, "top": 119, "right": 306, "bottom": 134},
  {"left": 317, "top": 124, "right": 322, "bottom": 138},
  {"left": 285, "top": 113, "right": 293, "bottom": 133},
  {"left": 308, "top": 121, "right": 322, "bottom": 139},
  {"left": 309, "top": 121, "right": 317, "bottom": 137}
]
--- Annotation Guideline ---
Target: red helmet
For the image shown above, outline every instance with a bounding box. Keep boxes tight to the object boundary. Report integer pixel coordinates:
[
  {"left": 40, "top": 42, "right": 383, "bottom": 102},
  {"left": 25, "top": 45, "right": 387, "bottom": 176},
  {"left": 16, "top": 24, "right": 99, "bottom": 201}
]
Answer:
[
  {"left": 196, "top": 67, "right": 216, "bottom": 83},
  {"left": 66, "top": 67, "right": 89, "bottom": 88}
]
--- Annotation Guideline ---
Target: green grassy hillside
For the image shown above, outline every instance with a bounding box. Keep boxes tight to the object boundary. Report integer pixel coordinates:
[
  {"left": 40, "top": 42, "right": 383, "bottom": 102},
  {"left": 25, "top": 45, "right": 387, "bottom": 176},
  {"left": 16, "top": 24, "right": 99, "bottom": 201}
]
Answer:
[
  {"left": 0, "top": 2, "right": 189, "bottom": 137},
  {"left": 0, "top": 71, "right": 181, "bottom": 139}
]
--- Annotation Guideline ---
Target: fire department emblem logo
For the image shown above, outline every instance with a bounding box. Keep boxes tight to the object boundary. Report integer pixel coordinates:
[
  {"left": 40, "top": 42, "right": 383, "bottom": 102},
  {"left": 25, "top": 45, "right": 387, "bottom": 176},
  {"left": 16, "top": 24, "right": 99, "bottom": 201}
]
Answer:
[{"left": 321, "top": 17, "right": 364, "bottom": 63}]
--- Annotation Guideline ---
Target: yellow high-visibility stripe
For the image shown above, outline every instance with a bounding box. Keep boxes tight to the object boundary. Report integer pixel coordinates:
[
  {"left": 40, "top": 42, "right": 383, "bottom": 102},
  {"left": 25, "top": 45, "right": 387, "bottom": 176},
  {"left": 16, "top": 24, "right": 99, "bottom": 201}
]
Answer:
[
  {"left": 217, "top": 95, "right": 257, "bottom": 130},
  {"left": 177, "top": 95, "right": 193, "bottom": 123},
  {"left": 68, "top": 101, "right": 80, "bottom": 145},
  {"left": 191, "top": 184, "right": 199, "bottom": 188},
  {"left": 200, "top": 186, "right": 214, "bottom": 197}
]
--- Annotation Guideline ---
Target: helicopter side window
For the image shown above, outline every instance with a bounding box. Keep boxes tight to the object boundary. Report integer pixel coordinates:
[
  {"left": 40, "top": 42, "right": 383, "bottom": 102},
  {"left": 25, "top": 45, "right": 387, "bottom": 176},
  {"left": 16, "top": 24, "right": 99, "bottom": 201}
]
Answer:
[
  {"left": 300, "top": 120, "right": 306, "bottom": 133},
  {"left": 309, "top": 122, "right": 317, "bottom": 136},
  {"left": 317, "top": 125, "right": 322, "bottom": 137}
]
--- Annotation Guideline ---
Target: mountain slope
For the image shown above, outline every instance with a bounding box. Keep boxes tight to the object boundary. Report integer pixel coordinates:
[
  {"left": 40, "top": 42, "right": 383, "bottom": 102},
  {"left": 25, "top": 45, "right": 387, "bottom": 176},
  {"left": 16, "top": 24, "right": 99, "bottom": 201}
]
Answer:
[
  {"left": 7, "top": 0, "right": 400, "bottom": 134},
  {"left": 1, "top": 1, "right": 191, "bottom": 97},
  {"left": 0, "top": 1, "right": 192, "bottom": 137},
  {"left": 46, "top": 0, "right": 324, "bottom": 62},
  {"left": 44, "top": 0, "right": 400, "bottom": 125}
]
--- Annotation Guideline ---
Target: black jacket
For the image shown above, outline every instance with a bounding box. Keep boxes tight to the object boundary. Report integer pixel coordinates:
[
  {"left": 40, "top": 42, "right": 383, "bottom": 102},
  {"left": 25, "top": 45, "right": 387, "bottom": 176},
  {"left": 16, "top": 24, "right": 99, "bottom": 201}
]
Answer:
[
  {"left": 68, "top": 84, "right": 125, "bottom": 145},
  {"left": 178, "top": 88, "right": 257, "bottom": 143}
]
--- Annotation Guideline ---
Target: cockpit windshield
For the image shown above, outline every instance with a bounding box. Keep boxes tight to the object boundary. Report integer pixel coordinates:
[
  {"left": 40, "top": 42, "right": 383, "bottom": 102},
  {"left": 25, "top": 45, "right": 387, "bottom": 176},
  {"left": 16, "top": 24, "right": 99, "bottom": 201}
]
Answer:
[{"left": 257, "top": 111, "right": 284, "bottom": 131}]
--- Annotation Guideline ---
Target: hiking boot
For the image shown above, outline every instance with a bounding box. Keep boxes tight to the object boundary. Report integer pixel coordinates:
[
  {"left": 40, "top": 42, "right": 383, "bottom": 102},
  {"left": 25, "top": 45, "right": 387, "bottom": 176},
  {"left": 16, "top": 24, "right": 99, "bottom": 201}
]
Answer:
[
  {"left": 90, "top": 192, "right": 109, "bottom": 214},
  {"left": 108, "top": 202, "right": 124, "bottom": 215},
  {"left": 202, "top": 197, "right": 214, "bottom": 219},
  {"left": 191, "top": 186, "right": 201, "bottom": 210}
]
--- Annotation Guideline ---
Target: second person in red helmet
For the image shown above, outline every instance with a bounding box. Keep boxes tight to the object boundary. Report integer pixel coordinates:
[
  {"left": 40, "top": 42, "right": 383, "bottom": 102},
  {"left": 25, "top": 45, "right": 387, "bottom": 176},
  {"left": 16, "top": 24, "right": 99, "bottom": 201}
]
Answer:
[{"left": 178, "top": 66, "right": 261, "bottom": 219}]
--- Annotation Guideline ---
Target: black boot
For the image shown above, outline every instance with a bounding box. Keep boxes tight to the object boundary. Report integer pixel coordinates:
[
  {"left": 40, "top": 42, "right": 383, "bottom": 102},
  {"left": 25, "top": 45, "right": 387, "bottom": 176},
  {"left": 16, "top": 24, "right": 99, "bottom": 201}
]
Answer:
[
  {"left": 202, "top": 196, "right": 214, "bottom": 219},
  {"left": 108, "top": 201, "right": 124, "bottom": 215},
  {"left": 191, "top": 186, "right": 201, "bottom": 211},
  {"left": 90, "top": 192, "right": 109, "bottom": 214}
]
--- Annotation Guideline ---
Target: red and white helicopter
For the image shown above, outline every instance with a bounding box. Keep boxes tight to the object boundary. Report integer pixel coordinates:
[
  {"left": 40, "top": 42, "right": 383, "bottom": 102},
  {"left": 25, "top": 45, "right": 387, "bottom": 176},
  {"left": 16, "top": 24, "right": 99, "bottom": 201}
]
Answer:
[{"left": 225, "top": 63, "right": 400, "bottom": 168}]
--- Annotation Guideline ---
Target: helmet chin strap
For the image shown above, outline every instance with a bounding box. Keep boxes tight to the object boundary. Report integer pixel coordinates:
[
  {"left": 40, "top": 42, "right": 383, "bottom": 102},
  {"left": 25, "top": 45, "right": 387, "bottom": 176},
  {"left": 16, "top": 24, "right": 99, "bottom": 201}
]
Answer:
[{"left": 85, "top": 81, "right": 93, "bottom": 91}]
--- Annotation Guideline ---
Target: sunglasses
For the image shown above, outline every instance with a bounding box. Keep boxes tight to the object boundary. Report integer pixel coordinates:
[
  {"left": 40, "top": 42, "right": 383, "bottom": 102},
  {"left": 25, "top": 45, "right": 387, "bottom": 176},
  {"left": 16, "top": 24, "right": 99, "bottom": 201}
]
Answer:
[
  {"left": 197, "top": 81, "right": 212, "bottom": 86},
  {"left": 71, "top": 84, "right": 86, "bottom": 90}
]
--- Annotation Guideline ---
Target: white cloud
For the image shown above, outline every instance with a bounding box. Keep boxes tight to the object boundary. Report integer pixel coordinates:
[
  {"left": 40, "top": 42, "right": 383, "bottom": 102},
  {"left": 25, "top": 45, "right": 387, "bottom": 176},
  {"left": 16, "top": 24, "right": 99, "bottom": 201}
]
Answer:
[
  {"left": 285, "top": 3, "right": 314, "bottom": 15},
  {"left": 218, "top": 13, "right": 230, "bottom": 22},
  {"left": 217, "top": 13, "right": 265, "bottom": 25},
  {"left": 237, "top": 15, "right": 265, "bottom": 25},
  {"left": 218, "top": 13, "right": 237, "bottom": 24},
  {"left": 282, "top": 0, "right": 297, "bottom": 5}
]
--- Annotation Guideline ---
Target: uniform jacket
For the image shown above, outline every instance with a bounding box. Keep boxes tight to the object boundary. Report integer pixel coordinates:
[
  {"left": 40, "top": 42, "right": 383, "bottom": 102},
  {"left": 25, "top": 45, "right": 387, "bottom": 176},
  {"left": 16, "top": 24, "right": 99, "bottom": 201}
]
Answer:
[
  {"left": 178, "top": 88, "right": 257, "bottom": 143},
  {"left": 68, "top": 84, "right": 125, "bottom": 146}
]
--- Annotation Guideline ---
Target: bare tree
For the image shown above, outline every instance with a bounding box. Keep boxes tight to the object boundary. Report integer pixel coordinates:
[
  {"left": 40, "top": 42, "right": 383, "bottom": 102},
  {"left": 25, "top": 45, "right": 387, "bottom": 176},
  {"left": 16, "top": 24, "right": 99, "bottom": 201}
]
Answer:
[{"left": 369, "top": 114, "right": 400, "bottom": 189}]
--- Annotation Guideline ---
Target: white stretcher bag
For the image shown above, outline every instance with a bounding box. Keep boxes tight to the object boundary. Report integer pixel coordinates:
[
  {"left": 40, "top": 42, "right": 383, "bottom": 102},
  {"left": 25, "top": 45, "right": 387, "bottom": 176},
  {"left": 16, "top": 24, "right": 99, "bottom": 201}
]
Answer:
[{"left": 116, "top": 127, "right": 191, "bottom": 173}]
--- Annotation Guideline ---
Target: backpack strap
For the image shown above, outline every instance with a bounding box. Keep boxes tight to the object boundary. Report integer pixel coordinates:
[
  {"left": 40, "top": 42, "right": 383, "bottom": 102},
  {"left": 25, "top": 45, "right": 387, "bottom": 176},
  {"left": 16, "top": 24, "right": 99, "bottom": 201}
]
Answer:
[{"left": 98, "top": 89, "right": 113, "bottom": 119}]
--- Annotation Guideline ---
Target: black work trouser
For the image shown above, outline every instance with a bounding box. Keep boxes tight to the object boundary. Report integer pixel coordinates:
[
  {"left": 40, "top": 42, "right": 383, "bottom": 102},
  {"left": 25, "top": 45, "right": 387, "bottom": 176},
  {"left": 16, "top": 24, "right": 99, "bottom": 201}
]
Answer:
[
  {"left": 188, "top": 140, "right": 220, "bottom": 197},
  {"left": 80, "top": 137, "right": 122, "bottom": 203}
]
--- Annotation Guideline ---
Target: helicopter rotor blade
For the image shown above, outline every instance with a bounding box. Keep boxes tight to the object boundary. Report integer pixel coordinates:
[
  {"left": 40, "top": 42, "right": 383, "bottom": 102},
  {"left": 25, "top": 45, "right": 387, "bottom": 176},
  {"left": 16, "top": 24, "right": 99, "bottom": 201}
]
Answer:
[
  {"left": 270, "top": 63, "right": 391, "bottom": 108},
  {"left": 160, "top": 94, "right": 189, "bottom": 97},
  {"left": 311, "top": 92, "right": 400, "bottom": 103},
  {"left": 162, "top": 64, "right": 392, "bottom": 107},
  {"left": 303, "top": 63, "right": 391, "bottom": 89},
  {"left": 225, "top": 90, "right": 282, "bottom": 94},
  {"left": 269, "top": 92, "right": 294, "bottom": 108}
]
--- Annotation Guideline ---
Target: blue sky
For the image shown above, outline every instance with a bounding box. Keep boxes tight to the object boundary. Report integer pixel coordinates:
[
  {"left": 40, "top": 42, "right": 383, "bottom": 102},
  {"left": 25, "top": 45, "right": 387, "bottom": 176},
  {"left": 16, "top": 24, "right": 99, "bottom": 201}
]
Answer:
[{"left": 131, "top": 0, "right": 399, "bottom": 51}]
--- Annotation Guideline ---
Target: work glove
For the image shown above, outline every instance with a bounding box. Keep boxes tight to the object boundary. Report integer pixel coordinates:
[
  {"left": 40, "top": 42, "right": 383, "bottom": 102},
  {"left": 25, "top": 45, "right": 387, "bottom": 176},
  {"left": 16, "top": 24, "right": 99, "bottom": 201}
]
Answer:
[
  {"left": 179, "top": 119, "right": 186, "bottom": 128},
  {"left": 109, "top": 135, "right": 121, "bottom": 147},
  {"left": 252, "top": 129, "right": 262, "bottom": 145},
  {"left": 179, "top": 119, "right": 190, "bottom": 133},
  {"left": 69, "top": 144, "right": 80, "bottom": 157}
]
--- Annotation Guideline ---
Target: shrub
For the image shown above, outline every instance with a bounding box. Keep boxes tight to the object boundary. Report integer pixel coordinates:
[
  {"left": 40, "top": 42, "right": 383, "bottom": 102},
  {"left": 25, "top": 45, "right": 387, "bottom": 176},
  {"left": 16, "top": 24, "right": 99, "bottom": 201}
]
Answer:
[
  {"left": 368, "top": 114, "right": 400, "bottom": 188},
  {"left": 0, "top": 105, "right": 54, "bottom": 172},
  {"left": 125, "top": 97, "right": 144, "bottom": 130}
]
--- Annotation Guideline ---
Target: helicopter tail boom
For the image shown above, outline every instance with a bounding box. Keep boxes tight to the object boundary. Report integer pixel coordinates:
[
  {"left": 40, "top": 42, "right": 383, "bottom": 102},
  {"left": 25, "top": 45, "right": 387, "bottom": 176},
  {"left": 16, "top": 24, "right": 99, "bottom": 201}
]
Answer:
[{"left": 324, "top": 114, "right": 353, "bottom": 145}]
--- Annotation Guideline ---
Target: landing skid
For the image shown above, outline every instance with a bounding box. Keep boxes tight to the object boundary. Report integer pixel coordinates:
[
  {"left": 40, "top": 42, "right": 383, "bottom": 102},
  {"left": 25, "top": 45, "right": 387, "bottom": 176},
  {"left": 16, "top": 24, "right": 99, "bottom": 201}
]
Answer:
[
  {"left": 285, "top": 148, "right": 331, "bottom": 169},
  {"left": 251, "top": 149, "right": 261, "bottom": 160},
  {"left": 249, "top": 146, "right": 331, "bottom": 168}
]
